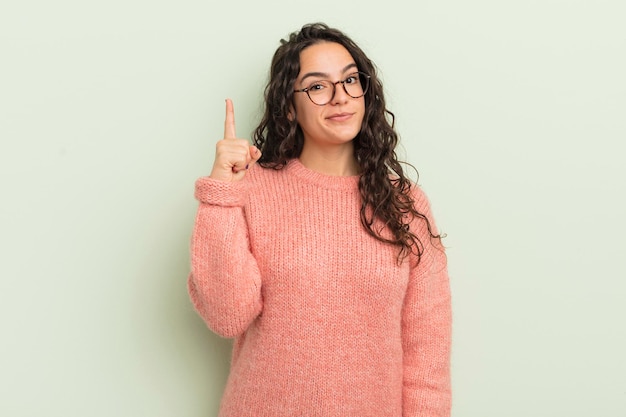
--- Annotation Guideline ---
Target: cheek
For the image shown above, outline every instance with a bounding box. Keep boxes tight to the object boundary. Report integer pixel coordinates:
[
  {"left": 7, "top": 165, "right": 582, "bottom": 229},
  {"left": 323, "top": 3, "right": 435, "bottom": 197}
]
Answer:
[
  {"left": 294, "top": 103, "right": 321, "bottom": 126},
  {"left": 292, "top": 95, "right": 308, "bottom": 119},
  {"left": 358, "top": 102, "right": 367, "bottom": 124},
  {"left": 292, "top": 98, "right": 309, "bottom": 123}
]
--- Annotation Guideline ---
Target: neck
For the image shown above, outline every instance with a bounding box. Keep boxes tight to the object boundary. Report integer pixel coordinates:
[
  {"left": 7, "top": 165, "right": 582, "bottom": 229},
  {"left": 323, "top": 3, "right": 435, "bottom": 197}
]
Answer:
[{"left": 299, "top": 142, "right": 359, "bottom": 176}]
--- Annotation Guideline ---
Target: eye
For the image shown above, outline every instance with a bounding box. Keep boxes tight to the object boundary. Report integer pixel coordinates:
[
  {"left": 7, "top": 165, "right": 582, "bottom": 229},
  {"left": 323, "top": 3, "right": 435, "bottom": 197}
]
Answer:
[
  {"left": 344, "top": 74, "right": 359, "bottom": 84},
  {"left": 307, "top": 82, "right": 326, "bottom": 91}
]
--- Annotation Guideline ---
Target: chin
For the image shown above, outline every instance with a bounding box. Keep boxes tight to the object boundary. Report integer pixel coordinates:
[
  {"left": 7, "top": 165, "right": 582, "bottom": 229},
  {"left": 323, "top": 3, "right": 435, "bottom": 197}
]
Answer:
[{"left": 335, "top": 128, "right": 361, "bottom": 143}]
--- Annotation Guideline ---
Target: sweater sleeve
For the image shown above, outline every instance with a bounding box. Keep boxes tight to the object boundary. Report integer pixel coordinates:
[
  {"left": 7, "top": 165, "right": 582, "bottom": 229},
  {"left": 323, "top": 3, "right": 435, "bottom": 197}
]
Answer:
[
  {"left": 402, "top": 187, "right": 452, "bottom": 417},
  {"left": 187, "top": 176, "right": 263, "bottom": 338}
]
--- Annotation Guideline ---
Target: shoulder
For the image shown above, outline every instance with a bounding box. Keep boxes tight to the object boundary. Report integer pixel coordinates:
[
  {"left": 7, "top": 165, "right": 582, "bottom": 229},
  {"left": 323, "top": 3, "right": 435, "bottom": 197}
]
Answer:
[
  {"left": 243, "top": 163, "right": 296, "bottom": 202},
  {"left": 245, "top": 163, "right": 287, "bottom": 186},
  {"left": 405, "top": 182, "right": 443, "bottom": 238},
  {"left": 393, "top": 178, "right": 434, "bottom": 221},
  {"left": 407, "top": 183, "right": 431, "bottom": 212}
]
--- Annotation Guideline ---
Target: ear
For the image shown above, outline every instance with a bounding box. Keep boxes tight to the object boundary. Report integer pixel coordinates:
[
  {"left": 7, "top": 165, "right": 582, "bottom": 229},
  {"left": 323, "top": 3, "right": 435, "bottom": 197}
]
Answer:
[{"left": 287, "top": 104, "right": 296, "bottom": 121}]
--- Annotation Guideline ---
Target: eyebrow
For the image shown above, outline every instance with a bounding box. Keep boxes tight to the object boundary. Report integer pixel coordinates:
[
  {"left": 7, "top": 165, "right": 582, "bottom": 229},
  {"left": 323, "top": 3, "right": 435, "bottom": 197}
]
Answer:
[{"left": 299, "top": 63, "right": 358, "bottom": 84}]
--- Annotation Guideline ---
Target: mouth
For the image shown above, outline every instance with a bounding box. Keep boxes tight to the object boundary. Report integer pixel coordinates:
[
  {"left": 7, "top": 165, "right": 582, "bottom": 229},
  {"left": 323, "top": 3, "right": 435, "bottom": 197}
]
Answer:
[{"left": 326, "top": 112, "right": 354, "bottom": 122}]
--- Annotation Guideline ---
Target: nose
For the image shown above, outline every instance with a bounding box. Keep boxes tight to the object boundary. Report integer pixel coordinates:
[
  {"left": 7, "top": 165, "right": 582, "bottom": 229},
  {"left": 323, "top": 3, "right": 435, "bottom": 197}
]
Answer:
[{"left": 330, "top": 80, "right": 350, "bottom": 105}]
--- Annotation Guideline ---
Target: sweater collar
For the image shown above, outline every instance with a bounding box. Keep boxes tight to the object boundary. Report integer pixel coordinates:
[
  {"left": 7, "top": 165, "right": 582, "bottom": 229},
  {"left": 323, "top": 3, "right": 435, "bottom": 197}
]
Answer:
[{"left": 285, "top": 158, "right": 360, "bottom": 191}]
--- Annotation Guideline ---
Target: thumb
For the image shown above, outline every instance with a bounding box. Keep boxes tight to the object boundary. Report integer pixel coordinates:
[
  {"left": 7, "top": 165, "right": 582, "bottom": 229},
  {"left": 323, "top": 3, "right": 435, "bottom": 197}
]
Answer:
[{"left": 247, "top": 146, "right": 262, "bottom": 168}]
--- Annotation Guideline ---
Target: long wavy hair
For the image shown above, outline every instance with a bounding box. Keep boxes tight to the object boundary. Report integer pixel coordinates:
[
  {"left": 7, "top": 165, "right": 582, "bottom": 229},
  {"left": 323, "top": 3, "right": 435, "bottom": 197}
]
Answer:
[{"left": 253, "top": 23, "right": 442, "bottom": 263}]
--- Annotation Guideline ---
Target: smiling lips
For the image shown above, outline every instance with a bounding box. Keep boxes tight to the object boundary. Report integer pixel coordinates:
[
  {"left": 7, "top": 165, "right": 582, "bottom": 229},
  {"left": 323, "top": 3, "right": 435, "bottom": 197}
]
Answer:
[{"left": 326, "top": 112, "right": 354, "bottom": 122}]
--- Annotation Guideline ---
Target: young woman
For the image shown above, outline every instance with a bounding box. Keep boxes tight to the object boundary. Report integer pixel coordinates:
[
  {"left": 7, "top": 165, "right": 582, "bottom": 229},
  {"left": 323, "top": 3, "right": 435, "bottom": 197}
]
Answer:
[{"left": 188, "top": 23, "right": 451, "bottom": 417}]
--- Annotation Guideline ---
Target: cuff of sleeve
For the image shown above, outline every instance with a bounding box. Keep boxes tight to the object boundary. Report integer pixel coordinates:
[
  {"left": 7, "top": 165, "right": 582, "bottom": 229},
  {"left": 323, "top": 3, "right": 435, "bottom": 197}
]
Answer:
[{"left": 194, "top": 177, "right": 249, "bottom": 207}]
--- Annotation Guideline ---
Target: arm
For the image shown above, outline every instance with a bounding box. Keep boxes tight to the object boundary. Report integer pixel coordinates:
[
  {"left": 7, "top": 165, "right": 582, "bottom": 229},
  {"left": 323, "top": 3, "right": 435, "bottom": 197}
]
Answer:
[
  {"left": 187, "top": 176, "right": 263, "bottom": 338},
  {"left": 402, "top": 188, "right": 452, "bottom": 416},
  {"left": 188, "top": 98, "right": 263, "bottom": 338}
]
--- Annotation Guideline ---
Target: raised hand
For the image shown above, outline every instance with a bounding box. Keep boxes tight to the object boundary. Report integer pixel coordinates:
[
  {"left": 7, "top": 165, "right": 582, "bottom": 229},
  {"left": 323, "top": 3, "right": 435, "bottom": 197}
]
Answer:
[{"left": 209, "top": 99, "right": 262, "bottom": 182}]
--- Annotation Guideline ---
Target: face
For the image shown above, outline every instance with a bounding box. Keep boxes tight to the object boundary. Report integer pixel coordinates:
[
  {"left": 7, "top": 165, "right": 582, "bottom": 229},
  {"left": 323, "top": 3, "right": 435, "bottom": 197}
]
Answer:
[{"left": 293, "top": 41, "right": 366, "bottom": 151}]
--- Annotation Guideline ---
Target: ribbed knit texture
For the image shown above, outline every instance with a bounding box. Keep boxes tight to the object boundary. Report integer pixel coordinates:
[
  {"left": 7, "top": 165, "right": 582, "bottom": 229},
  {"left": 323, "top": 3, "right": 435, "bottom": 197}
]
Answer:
[{"left": 188, "top": 159, "right": 452, "bottom": 417}]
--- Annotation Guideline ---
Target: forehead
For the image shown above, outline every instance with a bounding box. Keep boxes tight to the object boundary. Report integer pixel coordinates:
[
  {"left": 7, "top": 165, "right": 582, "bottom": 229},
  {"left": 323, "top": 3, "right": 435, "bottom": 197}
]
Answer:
[{"left": 298, "top": 41, "right": 356, "bottom": 75}]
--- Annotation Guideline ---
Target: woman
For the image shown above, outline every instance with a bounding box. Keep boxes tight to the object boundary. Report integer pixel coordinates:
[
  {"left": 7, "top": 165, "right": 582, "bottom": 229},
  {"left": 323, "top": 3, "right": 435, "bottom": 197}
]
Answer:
[{"left": 188, "top": 23, "right": 451, "bottom": 417}]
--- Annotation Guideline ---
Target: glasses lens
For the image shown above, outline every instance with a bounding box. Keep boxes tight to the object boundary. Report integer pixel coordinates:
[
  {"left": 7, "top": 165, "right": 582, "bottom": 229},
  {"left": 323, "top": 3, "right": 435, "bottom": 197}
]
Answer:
[
  {"left": 305, "top": 72, "right": 370, "bottom": 105},
  {"left": 344, "top": 72, "right": 368, "bottom": 98},
  {"left": 307, "top": 80, "right": 334, "bottom": 105}
]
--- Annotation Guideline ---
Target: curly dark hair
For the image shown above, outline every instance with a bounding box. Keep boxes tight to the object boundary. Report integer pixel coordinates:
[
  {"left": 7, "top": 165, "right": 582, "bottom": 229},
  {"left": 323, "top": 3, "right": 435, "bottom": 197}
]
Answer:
[{"left": 253, "top": 22, "right": 442, "bottom": 263}]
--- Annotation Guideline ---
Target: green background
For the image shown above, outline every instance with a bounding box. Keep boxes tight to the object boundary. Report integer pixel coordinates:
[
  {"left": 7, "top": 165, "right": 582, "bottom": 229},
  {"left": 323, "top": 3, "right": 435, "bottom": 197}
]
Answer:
[{"left": 2, "top": 0, "right": 625, "bottom": 415}]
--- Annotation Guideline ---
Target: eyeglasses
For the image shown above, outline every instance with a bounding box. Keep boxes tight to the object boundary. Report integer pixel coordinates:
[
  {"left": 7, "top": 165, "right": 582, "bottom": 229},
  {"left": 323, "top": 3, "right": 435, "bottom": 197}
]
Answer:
[{"left": 294, "top": 72, "right": 370, "bottom": 106}]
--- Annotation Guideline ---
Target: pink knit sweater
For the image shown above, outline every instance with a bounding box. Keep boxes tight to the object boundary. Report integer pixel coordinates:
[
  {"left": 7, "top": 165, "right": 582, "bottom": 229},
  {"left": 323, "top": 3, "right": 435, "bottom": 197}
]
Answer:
[{"left": 188, "top": 159, "right": 451, "bottom": 417}]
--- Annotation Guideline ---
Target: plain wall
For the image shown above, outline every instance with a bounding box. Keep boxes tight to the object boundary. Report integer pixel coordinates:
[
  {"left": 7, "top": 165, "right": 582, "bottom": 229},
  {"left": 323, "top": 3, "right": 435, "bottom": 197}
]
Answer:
[{"left": 1, "top": 1, "right": 624, "bottom": 416}]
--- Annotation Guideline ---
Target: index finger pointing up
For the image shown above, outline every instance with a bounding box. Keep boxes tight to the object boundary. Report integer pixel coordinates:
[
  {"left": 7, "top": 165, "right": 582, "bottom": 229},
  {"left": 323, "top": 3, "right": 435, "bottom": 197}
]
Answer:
[{"left": 224, "top": 98, "right": 236, "bottom": 139}]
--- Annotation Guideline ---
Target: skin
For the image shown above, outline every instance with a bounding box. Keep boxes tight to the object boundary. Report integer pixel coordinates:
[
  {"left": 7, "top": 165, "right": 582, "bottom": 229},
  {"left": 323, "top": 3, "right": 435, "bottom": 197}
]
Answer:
[
  {"left": 293, "top": 41, "right": 365, "bottom": 176},
  {"left": 210, "top": 99, "right": 261, "bottom": 182},
  {"left": 210, "top": 41, "right": 365, "bottom": 181}
]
